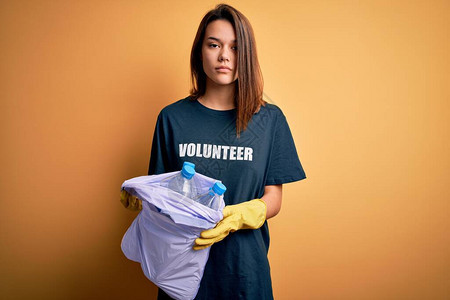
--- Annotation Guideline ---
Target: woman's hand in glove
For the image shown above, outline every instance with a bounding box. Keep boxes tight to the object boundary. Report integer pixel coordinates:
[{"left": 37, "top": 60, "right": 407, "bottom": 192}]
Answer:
[
  {"left": 120, "top": 190, "right": 143, "bottom": 211},
  {"left": 193, "top": 199, "right": 267, "bottom": 250}
]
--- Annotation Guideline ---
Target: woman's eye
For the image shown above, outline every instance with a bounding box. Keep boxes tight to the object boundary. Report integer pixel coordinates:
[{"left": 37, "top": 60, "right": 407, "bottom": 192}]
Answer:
[
  {"left": 209, "top": 43, "right": 219, "bottom": 48},
  {"left": 232, "top": 46, "right": 238, "bottom": 51}
]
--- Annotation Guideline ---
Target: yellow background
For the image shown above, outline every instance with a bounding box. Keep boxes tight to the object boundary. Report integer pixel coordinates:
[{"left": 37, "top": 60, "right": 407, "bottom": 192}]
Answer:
[{"left": 1, "top": 0, "right": 449, "bottom": 299}]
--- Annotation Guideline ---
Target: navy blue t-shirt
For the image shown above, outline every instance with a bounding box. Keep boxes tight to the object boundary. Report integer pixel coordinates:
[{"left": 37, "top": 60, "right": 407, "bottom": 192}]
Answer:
[{"left": 148, "top": 96, "right": 306, "bottom": 300}]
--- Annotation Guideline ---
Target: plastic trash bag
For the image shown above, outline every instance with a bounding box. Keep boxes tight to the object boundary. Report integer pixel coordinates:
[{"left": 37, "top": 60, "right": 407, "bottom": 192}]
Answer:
[{"left": 121, "top": 171, "right": 225, "bottom": 300}]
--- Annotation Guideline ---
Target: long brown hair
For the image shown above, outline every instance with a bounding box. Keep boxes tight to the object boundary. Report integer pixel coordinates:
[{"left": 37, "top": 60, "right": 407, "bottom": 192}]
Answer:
[{"left": 189, "top": 3, "right": 265, "bottom": 136}]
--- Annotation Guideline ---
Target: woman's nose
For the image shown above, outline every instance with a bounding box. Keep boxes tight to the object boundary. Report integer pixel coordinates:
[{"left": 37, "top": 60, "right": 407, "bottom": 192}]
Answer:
[{"left": 219, "top": 49, "right": 230, "bottom": 62}]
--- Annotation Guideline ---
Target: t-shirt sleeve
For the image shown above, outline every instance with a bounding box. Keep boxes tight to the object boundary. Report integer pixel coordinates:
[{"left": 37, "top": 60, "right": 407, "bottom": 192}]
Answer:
[
  {"left": 147, "top": 112, "right": 170, "bottom": 175},
  {"left": 265, "top": 111, "right": 306, "bottom": 185}
]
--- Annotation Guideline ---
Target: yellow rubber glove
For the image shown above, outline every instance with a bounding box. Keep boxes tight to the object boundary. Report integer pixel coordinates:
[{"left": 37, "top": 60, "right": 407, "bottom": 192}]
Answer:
[
  {"left": 193, "top": 199, "right": 267, "bottom": 250},
  {"left": 120, "top": 189, "right": 142, "bottom": 211}
]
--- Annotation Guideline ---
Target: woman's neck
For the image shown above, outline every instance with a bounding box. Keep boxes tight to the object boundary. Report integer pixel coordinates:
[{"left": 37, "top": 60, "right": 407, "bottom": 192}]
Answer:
[{"left": 198, "top": 79, "right": 236, "bottom": 110}]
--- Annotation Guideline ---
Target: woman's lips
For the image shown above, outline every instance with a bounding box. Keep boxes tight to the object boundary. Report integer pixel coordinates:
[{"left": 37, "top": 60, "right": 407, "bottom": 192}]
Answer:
[{"left": 216, "top": 67, "right": 231, "bottom": 72}]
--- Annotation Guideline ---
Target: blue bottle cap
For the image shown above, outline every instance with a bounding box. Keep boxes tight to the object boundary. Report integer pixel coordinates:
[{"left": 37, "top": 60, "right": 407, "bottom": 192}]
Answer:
[
  {"left": 181, "top": 165, "right": 195, "bottom": 179},
  {"left": 212, "top": 182, "right": 226, "bottom": 195},
  {"left": 183, "top": 161, "right": 195, "bottom": 170}
]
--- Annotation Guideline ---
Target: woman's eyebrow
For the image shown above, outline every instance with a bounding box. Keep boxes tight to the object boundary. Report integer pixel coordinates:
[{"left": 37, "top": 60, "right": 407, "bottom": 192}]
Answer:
[{"left": 207, "top": 36, "right": 237, "bottom": 43}]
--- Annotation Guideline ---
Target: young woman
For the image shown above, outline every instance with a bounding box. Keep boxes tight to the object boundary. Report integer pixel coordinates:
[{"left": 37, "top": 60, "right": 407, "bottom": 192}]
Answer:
[{"left": 122, "top": 4, "right": 306, "bottom": 299}]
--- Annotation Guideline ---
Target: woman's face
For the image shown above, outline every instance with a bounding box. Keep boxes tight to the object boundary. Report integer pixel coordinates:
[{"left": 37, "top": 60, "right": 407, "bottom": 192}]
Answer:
[{"left": 201, "top": 19, "right": 238, "bottom": 86}]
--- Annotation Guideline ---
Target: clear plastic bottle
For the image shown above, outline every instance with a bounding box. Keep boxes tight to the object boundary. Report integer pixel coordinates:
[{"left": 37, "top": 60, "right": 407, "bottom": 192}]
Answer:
[
  {"left": 182, "top": 161, "right": 195, "bottom": 170},
  {"left": 162, "top": 165, "right": 197, "bottom": 199},
  {"left": 195, "top": 182, "right": 226, "bottom": 210}
]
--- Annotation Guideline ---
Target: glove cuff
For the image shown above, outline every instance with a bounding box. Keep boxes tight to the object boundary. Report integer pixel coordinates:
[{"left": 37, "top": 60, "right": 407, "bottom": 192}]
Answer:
[{"left": 242, "top": 199, "right": 267, "bottom": 229}]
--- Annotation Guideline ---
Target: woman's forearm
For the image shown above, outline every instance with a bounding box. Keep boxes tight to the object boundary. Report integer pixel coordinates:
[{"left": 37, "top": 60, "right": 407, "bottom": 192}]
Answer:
[{"left": 261, "top": 184, "right": 283, "bottom": 219}]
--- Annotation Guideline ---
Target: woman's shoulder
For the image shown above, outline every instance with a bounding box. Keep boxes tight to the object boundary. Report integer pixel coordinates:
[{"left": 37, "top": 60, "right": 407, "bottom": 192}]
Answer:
[
  {"left": 257, "top": 102, "right": 286, "bottom": 118},
  {"left": 159, "top": 96, "right": 194, "bottom": 116}
]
